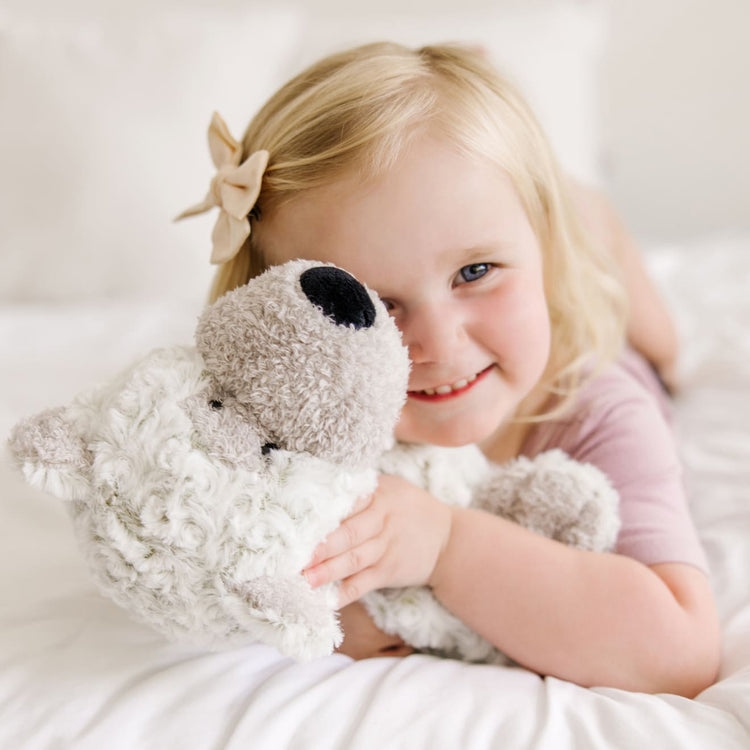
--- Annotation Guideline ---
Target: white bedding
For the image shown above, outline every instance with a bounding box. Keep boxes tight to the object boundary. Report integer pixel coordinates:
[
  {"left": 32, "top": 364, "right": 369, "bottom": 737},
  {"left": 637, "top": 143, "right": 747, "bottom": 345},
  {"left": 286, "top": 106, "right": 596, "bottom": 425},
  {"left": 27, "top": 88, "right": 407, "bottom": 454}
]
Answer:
[{"left": 1, "top": 235, "right": 750, "bottom": 749}]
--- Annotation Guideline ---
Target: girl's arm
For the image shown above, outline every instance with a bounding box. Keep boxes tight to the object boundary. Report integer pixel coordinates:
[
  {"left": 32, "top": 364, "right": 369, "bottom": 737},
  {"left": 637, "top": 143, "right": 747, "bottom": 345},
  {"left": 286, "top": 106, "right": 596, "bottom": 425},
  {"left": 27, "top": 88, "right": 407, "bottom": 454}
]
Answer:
[
  {"left": 429, "top": 504, "right": 720, "bottom": 697},
  {"left": 304, "top": 475, "right": 720, "bottom": 696},
  {"left": 570, "top": 181, "right": 680, "bottom": 391}
]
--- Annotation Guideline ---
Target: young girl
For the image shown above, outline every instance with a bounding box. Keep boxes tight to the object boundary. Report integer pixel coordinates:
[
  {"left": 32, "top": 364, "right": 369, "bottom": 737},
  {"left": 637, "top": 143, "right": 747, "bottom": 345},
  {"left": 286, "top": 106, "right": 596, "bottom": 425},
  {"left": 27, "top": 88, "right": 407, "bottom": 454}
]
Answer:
[{"left": 182, "top": 42, "right": 719, "bottom": 696}]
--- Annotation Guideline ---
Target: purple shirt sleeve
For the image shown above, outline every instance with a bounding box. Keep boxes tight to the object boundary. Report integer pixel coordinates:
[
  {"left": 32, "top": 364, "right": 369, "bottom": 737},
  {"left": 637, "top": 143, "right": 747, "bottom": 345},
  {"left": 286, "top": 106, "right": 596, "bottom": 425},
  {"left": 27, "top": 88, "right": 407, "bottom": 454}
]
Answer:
[{"left": 521, "top": 351, "right": 708, "bottom": 572}]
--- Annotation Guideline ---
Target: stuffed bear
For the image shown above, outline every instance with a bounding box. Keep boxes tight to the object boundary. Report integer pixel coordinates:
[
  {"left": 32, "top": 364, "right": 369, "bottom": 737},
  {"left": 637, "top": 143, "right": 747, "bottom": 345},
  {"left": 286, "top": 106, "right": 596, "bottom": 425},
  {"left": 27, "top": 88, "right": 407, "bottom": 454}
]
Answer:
[{"left": 8, "top": 259, "right": 620, "bottom": 664}]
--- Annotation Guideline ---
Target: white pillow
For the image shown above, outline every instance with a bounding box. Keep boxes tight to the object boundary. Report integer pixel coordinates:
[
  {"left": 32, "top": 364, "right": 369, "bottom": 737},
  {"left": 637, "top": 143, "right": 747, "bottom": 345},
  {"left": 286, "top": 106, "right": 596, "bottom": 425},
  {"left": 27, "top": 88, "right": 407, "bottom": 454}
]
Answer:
[{"left": 0, "top": 6, "right": 303, "bottom": 305}]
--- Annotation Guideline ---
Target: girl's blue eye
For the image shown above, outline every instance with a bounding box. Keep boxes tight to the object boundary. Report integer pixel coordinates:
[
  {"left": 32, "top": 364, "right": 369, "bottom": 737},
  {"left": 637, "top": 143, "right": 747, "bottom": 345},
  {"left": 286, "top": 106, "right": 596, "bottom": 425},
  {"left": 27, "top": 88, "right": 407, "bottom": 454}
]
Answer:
[{"left": 457, "top": 263, "right": 490, "bottom": 284}]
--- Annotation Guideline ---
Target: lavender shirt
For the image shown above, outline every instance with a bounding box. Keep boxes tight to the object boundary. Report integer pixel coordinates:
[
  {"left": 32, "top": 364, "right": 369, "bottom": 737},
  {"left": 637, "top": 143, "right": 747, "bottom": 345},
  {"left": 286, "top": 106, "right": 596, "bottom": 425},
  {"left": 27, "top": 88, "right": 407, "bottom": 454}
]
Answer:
[{"left": 521, "top": 349, "right": 708, "bottom": 572}]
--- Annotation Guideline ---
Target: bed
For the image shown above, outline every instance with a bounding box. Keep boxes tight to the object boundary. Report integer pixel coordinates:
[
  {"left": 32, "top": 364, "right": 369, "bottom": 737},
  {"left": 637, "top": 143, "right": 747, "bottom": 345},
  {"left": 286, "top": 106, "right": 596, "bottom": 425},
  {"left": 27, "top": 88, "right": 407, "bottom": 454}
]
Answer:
[{"left": 2, "top": 3, "right": 749, "bottom": 749}]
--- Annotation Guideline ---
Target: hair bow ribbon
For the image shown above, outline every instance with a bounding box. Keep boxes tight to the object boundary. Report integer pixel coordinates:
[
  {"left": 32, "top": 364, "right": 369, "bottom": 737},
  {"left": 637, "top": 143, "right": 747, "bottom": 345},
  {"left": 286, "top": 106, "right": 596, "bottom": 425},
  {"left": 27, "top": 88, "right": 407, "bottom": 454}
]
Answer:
[{"left": 176, "top": 112, "right": 269, "bottom": 264}]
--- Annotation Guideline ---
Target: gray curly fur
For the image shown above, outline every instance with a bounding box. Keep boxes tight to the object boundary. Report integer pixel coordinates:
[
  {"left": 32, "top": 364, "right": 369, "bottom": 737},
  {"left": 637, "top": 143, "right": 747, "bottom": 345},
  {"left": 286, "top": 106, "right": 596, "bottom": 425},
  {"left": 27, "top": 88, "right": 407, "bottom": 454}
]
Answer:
[{"left": 7, "top": 259, "right": 620, "bottom": 663}]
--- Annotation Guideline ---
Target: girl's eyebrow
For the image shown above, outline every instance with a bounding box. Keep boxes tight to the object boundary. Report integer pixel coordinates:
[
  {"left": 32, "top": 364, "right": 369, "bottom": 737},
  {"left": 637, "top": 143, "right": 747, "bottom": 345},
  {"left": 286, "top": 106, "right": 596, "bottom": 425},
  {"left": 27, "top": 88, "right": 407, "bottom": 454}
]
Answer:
[{"left": 438, "top": 242, "right": 510, "bottom": 266}]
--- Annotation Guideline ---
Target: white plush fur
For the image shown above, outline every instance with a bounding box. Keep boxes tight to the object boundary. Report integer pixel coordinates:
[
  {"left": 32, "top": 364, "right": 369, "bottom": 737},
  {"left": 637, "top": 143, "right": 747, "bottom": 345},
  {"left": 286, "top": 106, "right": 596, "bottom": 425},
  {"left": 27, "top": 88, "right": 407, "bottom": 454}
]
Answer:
[{"left": 8, "top": 259, "right": 619, "bottom": 663}]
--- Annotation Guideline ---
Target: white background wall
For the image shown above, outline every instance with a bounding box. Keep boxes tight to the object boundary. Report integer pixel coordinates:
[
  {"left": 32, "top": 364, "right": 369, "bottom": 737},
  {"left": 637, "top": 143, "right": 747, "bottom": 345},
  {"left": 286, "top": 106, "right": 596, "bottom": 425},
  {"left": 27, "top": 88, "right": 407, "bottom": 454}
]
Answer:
[{"left": 600, "top": 0, "right": 750, "bottom": 240}]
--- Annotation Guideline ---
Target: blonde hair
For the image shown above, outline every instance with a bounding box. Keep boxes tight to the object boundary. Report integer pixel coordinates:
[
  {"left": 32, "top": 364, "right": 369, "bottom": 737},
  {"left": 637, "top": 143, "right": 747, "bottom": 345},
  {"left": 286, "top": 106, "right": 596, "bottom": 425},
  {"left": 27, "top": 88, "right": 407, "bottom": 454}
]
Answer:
[{"left": 207, "top": 41, "right": 628, "bottom": 419}]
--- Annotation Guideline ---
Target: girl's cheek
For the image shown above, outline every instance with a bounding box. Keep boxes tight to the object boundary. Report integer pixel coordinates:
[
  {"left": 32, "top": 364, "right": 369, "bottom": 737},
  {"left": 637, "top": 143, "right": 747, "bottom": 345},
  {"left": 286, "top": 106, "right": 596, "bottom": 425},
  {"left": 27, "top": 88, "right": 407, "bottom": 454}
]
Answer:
[{"left": 496, "top": 273, "right": 548, "bottom": 328}]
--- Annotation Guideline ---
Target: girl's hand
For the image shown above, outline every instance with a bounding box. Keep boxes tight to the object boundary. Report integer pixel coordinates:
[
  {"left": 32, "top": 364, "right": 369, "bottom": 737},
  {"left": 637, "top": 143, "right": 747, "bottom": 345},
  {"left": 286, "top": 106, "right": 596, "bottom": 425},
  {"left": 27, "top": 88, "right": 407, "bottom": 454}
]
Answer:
[
  {"left": 303, "top": 474, "right": 452, "bottom": 608},
  {"left": 335, "top": 602, "right": 414, "bottom": 659}
]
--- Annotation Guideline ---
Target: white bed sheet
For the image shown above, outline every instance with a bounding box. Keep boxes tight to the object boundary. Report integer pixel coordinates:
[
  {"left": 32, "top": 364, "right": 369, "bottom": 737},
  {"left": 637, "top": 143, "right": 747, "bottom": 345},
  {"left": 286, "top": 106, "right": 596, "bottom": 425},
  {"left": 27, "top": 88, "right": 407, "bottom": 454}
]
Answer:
[{"left": 1, "top": 236, "right": 750, "bottom": 750}]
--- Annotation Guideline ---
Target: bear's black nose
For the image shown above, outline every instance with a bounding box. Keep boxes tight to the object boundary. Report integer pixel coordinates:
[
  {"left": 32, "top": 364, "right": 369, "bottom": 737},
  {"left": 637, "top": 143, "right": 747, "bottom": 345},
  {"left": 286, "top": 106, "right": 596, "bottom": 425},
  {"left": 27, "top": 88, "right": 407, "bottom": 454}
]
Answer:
[{"left": 300, "top": 266, "right": 376, "bottom": 330}]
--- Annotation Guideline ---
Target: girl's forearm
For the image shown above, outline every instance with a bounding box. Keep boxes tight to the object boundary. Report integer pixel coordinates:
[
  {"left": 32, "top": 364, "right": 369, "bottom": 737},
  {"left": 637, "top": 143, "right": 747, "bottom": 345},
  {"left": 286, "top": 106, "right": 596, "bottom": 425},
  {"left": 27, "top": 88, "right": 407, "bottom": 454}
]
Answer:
[{"left": 429, "top": 506, "right": 720, "bottom": 696}]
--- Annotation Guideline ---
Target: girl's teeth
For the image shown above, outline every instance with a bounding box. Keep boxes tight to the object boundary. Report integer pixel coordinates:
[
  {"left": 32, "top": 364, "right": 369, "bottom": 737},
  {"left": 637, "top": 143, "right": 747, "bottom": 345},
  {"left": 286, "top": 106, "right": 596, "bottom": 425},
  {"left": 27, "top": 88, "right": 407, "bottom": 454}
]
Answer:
[{"left": 421, "top": 371, "right": 481, "bottom": 395}]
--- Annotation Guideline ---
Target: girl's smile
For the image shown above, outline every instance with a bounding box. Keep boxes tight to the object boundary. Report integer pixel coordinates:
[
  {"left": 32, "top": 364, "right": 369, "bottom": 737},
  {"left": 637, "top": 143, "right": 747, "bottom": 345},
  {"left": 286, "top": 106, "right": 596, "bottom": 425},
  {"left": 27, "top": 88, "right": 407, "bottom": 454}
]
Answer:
[
  {"left": 408, "top": 364, "right": 494, "bottom": 401},
  {"left": 255, "top": 133, "right": 551, "bottom": 449}
]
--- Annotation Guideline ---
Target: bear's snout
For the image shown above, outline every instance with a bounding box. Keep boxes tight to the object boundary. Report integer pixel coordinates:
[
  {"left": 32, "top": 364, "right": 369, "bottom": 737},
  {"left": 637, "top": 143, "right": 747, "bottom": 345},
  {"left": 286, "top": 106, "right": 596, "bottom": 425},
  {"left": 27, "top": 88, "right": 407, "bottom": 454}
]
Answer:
[{"left": 300, "top": 266, "right": 376, "bottom": 330}]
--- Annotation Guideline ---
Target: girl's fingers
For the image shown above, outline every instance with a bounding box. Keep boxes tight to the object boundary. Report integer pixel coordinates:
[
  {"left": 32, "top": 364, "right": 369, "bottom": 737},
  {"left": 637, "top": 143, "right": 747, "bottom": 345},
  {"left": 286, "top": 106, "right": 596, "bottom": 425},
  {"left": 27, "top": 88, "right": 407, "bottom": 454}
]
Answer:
[
  {"left": 304, "top": 537, "right": 385, "bottom": 589},
  {"left": 337, "top": 566, "right": 383, "bottom": 609},
  {"left": 351, "top": 493, "right": 372, "bottom": 515},
  {"left": 306, "top": 504, "right": 383, "bottom": 568}
]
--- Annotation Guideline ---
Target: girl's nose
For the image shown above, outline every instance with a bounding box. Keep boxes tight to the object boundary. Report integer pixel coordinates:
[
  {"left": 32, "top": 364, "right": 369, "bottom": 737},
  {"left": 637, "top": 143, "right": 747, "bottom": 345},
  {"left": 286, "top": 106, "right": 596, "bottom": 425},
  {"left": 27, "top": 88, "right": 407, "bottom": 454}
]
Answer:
[{"left": 400, "top": 302, "right": 464, "bottom": 364}]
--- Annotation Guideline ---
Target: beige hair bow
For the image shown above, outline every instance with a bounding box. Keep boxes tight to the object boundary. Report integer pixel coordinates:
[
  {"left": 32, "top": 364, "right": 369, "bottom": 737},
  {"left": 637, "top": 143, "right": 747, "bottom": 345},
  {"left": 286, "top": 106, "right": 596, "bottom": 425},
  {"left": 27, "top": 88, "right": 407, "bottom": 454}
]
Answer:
[{"left": 176, "top": 112, "right": 269, "bottom": 264}]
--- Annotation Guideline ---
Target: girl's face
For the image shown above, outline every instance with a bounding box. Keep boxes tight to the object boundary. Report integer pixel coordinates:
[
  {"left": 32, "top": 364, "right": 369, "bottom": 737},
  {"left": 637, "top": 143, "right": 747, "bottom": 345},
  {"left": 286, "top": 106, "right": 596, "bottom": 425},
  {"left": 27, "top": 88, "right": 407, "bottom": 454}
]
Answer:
[{"left": 256, "top": 135, "right": 551, "bottom": 447}]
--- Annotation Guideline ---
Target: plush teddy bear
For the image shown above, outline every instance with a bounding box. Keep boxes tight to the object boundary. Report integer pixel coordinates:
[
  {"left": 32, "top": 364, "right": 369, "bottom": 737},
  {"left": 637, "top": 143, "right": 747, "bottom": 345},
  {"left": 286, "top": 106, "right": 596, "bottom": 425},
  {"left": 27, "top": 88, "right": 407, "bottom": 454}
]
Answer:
[{"left": 8, "top": 259, "right": 620, "bottom": 664}]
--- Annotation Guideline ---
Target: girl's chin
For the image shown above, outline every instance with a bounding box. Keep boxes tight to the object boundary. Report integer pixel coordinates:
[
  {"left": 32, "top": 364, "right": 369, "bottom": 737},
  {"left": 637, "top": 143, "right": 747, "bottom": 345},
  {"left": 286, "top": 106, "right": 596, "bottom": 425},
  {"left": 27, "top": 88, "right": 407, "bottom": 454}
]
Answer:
[{"left": 394, "top": 414, "right": 501, "bottom": 448}]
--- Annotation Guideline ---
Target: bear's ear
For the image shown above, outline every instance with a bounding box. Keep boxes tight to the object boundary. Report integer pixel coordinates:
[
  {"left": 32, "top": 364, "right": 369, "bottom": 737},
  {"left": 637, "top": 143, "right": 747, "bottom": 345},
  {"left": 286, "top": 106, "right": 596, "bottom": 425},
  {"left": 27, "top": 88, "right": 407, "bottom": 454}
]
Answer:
[{"left": 7, "top": 407, "right": 92, "bottom": 501}]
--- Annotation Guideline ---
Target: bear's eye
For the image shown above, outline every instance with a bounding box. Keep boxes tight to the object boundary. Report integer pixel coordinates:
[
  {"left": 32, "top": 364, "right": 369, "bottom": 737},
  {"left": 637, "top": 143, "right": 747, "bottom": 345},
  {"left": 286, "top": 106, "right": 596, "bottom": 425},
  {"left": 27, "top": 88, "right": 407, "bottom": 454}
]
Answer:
[
  {"left": 209, "top": 399, "right": 223, "bottom": 410},
  {"left": 261, "top": 442, "right": 279, "bottom": 455}
]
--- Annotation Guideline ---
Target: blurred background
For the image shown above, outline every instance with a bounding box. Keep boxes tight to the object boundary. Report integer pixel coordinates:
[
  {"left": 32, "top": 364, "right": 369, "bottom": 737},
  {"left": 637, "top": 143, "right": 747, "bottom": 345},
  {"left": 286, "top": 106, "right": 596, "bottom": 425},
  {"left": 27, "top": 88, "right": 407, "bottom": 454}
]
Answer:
[{"left": 1, "top": 0, "right": 748, "bottom": 307}]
